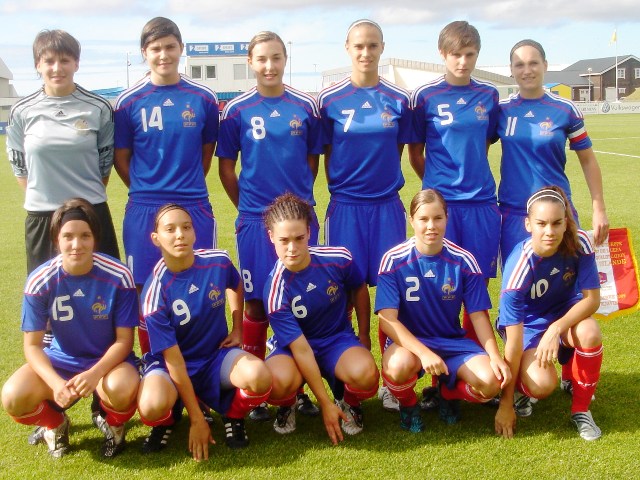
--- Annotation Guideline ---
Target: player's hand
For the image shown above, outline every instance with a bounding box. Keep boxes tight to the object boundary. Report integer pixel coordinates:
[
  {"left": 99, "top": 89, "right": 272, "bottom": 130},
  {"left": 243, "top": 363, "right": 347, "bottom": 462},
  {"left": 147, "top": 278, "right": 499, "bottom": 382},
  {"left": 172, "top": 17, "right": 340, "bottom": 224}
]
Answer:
[
  {"left": 534, "top": 325, "right": 561, "bottom": 368},
  {"left": 220, "top": 328, "right": 242, "bottom": 348},
  {"left": 53, "top": 379, "right": 79, "bottom": 409},
  {"left": 592, "top": 210, "right": 610, "bottom": 246},
  {"left": 321, "top": 401, "right": 347, "bottom": 445},
  {"left": 419, "top": 350, "right": 448, "bottom": 377},
  {"left": 490, "top": 357, "right": 512, "bottom": 389},
  {"left": 358, "top": 332, "right": 372, "bottom": 351},
  {"left": 188, "top": 417, "right": 215, "bottom": 462},
  {"left": 66, "top": 369, "right": 101, "bottom": 398},
  {"left": 495, "top": 404, "right": 517, "bottom": 439}
]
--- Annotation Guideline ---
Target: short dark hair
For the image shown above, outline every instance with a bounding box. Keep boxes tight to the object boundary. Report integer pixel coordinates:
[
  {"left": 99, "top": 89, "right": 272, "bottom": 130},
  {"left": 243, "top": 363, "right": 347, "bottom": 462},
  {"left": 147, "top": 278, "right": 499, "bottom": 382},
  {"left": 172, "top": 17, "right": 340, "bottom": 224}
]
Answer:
[
  {"left": 33, "top": 30, "right": 81, "bottom": 68},
  {"left": 50, "top": 198, "right": 100, "bottom": 251},
  {"left": 140, "top": 17, "right": 182, "bottom": 50},
  {"left": 509, "top": 39, "right": 546, "bottom": 64}
]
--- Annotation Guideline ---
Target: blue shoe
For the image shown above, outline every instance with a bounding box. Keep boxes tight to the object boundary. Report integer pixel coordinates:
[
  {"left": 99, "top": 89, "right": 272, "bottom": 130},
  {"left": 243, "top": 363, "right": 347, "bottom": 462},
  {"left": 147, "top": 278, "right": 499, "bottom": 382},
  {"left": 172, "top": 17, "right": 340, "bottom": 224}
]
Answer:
[{"left": 400, "top": 405, "right": 424, "bottom": 433}]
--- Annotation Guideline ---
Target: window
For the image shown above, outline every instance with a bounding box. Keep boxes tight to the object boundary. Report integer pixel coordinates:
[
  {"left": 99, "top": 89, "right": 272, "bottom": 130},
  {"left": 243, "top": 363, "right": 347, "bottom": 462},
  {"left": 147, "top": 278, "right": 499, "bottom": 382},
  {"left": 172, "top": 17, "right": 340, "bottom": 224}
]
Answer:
[
  {"left": 617, "top": 68, "right": 625, "bottom": 79},
  {"left": 635, "top": 68, "right": 640, "bottom": 79},
  {"left": 233, "top": 64, "right": 246, "bottom": 80},
  {"left": 191, "top": 65, "right": 202, "bottom": 79},
  {"left": 619, "top": 88, "right": 626, "bottom": 94},
  {"left": 206, "top": 65, "right": 216, "bottom": 79}
]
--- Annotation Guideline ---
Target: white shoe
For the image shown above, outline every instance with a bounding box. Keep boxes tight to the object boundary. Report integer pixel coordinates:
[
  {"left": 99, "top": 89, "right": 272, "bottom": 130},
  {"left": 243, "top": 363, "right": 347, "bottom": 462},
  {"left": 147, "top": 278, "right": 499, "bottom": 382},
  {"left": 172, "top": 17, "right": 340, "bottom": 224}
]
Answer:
[
  {"left": 336, "top": 399, "right": 363, "bottom": 435},
  {"left": 572, "top": 410, "right": 602, "bottom": 441},
  {"left": 93, "top": 412, "right": 126, "bottom": 458},
  {"left": 43, "top": 414, "right": 70, "bottom": 458},
  {"left": 378, "top": 386, "right": 400, "bottom": 412},
  {"left": 274, "top": 406, "right": 296, "bottom": 434},
  {"left": 513, "top": 392, "right": 533, "bottom": 417}
]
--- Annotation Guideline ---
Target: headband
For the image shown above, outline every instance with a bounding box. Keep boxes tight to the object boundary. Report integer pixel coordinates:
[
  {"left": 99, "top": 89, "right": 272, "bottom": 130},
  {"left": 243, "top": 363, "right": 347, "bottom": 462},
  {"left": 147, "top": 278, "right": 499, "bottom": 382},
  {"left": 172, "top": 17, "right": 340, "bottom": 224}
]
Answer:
[
  {"left": 346, "top": 19, "right": 383, "bottom": 41},
  {"left": 60, "top": 207, "right": 90, "bottom": 227},
  {"left": 526, "top": 189, "right": 566, "bottom": 212}
]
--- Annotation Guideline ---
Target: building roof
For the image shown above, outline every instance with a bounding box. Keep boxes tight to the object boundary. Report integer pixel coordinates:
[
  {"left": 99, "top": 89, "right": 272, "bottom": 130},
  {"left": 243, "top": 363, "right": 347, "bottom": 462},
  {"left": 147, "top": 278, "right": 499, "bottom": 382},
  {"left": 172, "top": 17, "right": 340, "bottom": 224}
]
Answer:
[
  {"left": 544, "top": 70, "right": 590, "bottom": 87},
  {"left": 564, "top": 55, "right": 640, "bottom": 75},
  {"left": 0, "top": 57, "right": 13, "bottom": 81}
]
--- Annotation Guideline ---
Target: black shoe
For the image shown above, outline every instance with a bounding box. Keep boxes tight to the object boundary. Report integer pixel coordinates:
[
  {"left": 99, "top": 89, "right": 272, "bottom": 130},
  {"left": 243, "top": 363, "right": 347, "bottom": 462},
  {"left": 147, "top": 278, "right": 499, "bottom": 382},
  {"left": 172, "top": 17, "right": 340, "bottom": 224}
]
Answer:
[
  {"left": 248, "top": 402, "right": 271, "bottom": 422},
  {"left": 142, "top": 425, "right": 173, "bottom": 454},
  {"left": 222, "top": 417, "right": 249, "bottom": 449},
  {"left": 420, "top": 386, "right": 439, "bottom": 411},
  {"left": 296, "top": 393, "right": 320, "bottom": 417},
  {"left": 438, "top": 385, "right": 460, "bottom": 425},
  {"left": 92, "top": 412, "right": 126, "bottom": 458}
]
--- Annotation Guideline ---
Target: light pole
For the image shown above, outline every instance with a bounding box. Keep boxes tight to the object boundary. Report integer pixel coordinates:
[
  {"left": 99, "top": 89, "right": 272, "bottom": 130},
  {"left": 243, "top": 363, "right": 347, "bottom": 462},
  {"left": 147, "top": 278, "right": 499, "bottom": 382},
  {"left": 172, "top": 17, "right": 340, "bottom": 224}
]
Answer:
[
  {"left": 126, "top": 52, "right": 131, "bottom": 88},
  {"left": 288, "top": 41, "right": 292, "bottom": 86},
  {"left": 587, "top": 67, "right": 592, "bottom": 102}
]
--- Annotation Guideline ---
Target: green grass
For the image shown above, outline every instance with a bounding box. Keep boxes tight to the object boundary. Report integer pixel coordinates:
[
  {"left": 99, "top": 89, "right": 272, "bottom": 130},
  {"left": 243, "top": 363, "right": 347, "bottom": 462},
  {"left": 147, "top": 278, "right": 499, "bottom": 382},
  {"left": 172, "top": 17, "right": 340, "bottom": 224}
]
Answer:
[{"left": 0, "top": 114, "right": 639, "bottom": 479}]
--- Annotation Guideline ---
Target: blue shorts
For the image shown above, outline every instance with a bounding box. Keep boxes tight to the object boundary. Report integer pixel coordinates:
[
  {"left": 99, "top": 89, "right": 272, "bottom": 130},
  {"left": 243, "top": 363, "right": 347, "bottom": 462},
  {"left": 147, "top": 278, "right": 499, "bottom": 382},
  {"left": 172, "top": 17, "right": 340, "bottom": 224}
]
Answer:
[
  {"left": 445, "top": 203, "right": 500, "bottom": 279},
  {"left": 140, "top": 348, "right": 242, "bottom": 415},
  {"left": 48, "top": 351, "right": 138, "bottom": 379},
  {"left": 325, "top": 195, "right": 406, "bottom": 286},
  {"left": 236, "top": 212, "right": 319, "bottom": 302},
  {"left": 267, "top": 331, "right": 363, "bottom": 393},
  {"left": 123, "top": 199, "right": 217, "bottom": 284}
]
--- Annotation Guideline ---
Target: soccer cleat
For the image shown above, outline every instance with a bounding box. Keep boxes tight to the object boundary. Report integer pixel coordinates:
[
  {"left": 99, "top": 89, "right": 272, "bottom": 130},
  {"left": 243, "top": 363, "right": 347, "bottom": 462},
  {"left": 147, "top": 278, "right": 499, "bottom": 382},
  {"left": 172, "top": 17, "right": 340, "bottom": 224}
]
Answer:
[
  {"left": 513, "top": 392, "right": 533, "bottom": 417},
  {"left": 420, "top": 386, "right": 439, "bottom": 411},
  {"left": 248, "top": 402, "right": 271, "bottom": 422},
  {"left": 561, "top": 379, "right": 595, "bottom": 401},
  {"left": 92, "top": 412, "right": 126, "bottom": 458},
  {"left": 142, "top": 425, "right": 173, "bottom": 454},
  {"left": 399, "top": 405, "right": 424, "bottom": 433},
  {"left": 273, "top": 406, "right": 296, "bottom": 434},
  {"left": 296, "top": 393, "right": 320, "bottom": 417},
  {"left": 438, "top": 385, "right": 460, "bottom": 425},
  {"left": 378, "top": 386, "right": 400, "bottom": 412},
  {"left": 571, "top": 411, "right": 602, "bottom": 441},
  {"left": 222, "top": 417, "right": 249, "bottom": 449},
  {"left": 28, "top": 426, "right": 46, "bottom": 446},
  {"left": 336, "top": 399, "right": 364, "bottom": 435},
  {"left": 43, "top": 414, "right": 70, "bottom": 458}
]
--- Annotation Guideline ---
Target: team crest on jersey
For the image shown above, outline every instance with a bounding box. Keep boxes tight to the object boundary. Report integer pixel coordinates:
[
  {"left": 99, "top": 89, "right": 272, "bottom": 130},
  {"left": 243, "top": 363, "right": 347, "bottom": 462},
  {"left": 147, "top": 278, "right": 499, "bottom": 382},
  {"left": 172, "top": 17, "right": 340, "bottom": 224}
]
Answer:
[
  {"left": 441, "top": 278, "right": 457, "bottom": 300},
  {"left": 474, "top": 102, "right": 488, "bottom": 121},
  {"left": 289, "top": 115, "right": 304, "bottom": 136},
  {"left": 562, "top": 267, "right": 576, "bottom": 284},
  {"left": 182, "top": 104, "right": 197, "bottom": 128},
  {"left": 208, "top": 284, "right": 224, "bottom": 308},
  {"left": 74, "top": 119, "right": 90, "bottom": 135},
  {"left": 92, "top": 296, "right": 109, "bottom": 320},
  {"left": 380, "top": 107, "right": 395, "bottom": 128},
  {"left": 326, "top": 280, "right": 340, "bottom": 303},
  {"left": 538, "top": 118, "right": 554, "bottom": 136}
]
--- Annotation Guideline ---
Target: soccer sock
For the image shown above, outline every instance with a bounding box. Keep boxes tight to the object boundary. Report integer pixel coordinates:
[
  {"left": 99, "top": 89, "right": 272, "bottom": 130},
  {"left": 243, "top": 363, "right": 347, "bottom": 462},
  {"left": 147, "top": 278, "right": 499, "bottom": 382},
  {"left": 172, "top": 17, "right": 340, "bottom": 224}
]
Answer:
[
  {"left": 242, "top": 312, "right": 268, "bottom": 360},
  {"left": 100, "top": 400, "right": 136, "bottom": 426},
  {"left": 571, "top": 344, "right": 603, "bottom": 414},
  {"left": 225, "top": 386, "right": 272, "bottom": 419},
  {"left": 516, "top": 379, "right": 534, "bottom": 398},
  {"left": 138, "top": 314, "right": 151, "bottom": 355},
  {"left": 139, "top": 408, "right": 174, "bottom": 427},
  {"left": 440, "top": 380, "right": 490, "bottom": 404},
  {"left": 381, "top": 372, "right": 418, "bottom": 407},
  {"left": 11, "top": 401, "right": 64, "bottom": 429},
  {"left": 268, "top": 390, "right": 297, "bottom": 408},
  {"left": 462, "top": 308, "right": 480, "bottom": 344},
  {"left": 431, "top": 375, "right": 438, "bottom": 387},
  {"left": 561, "top": 352, "right": 574, "bottom": 382},
  {"left": 343, "top": 382, "right": 378, "bottom": 407}
]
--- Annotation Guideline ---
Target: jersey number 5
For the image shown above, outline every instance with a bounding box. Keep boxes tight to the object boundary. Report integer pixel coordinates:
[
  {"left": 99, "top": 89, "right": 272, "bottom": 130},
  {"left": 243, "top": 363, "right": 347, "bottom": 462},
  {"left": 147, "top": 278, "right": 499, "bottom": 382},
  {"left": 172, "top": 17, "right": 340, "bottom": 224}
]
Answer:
[{"left": 52, "top": 295, "right": 74, "bottom": 322}]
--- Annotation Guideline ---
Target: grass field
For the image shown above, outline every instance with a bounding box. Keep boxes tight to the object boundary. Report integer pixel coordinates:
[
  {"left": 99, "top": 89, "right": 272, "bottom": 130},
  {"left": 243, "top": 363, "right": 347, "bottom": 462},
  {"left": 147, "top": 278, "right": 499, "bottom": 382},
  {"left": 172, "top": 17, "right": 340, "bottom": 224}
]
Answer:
[{"left": 0, "top": 114, "right": 639, "bottom": 479}]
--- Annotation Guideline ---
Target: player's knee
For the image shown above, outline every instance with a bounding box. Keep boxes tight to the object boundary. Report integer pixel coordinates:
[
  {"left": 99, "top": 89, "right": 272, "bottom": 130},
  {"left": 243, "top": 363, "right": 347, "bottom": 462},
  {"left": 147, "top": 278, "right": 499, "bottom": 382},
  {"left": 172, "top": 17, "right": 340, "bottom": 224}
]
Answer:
[
  {"left": 574, "top": 319, "right": 602, "bottom": 348},
  {"left": 1, "top": 380, "right": 20, "bottom": 414},
  {"left": 525, "top": 379, "right": 555, "bottom": 399}
]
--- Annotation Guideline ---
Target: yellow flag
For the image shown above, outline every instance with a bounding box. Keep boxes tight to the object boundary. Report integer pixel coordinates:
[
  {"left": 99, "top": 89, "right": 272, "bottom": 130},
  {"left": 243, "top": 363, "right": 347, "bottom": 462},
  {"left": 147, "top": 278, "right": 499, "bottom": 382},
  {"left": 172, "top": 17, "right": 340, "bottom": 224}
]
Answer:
[{"left": 610, "top": 29, "right": 617, "bottom": 45}]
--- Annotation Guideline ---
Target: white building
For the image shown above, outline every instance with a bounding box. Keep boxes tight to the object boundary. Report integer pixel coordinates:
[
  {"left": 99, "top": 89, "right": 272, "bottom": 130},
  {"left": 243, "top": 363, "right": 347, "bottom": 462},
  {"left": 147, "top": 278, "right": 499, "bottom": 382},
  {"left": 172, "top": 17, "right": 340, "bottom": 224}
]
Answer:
[{"left": 0, "top": 57, "right": 19, "bottom": 131}]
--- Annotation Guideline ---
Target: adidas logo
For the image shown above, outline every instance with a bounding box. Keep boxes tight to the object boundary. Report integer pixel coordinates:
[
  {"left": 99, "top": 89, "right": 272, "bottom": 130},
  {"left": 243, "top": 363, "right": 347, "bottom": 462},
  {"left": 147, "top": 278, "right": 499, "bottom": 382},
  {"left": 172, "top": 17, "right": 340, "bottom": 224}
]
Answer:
[
  {"left": 306, "top": 283, "right": 316, "bottom": 292},
  {"left": 361, "top": 101, "right": 372, "bottom": 109},
  {"left": 73, "top": 289, "right": 85, "bottom": 297},
  {"left": 163, "top": 99, "right": 174, "bottom": 107},
  {"left": 456, "top": 98, "right": 466, "bottom": 105},
  {"left": 54, "top": 110, "right": 65, "bottom": 117},
  {"left": 550, "top": 267, "right": 560, "bottom": 275},
  {"left": 189, "top": 284, "right": 199, "bottom": 294},
  {"left": 270, "top": 110, "right": 281, "bottom": 117},
  {"left": 424, "top": 270, "right": 436, "bottom": 278},
  {"left": 525, "top": 111, "right": 535, "bottom": 118}
]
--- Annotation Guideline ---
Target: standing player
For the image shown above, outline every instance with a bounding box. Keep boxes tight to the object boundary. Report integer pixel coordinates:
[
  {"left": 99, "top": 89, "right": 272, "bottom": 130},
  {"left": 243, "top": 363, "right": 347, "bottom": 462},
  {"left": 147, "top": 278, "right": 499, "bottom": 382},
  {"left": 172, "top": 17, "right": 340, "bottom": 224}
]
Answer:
[
  {"left": 217, "top": 31, "right": 323, "bottom": 420},
  {"left": 496, "top": 39, "right": 608, "bottom": 262},
  {"left": 137, "top": 204, "right": 272, "bottom": 461},
  {"left": 1, "top": 199, "right": 139, "bottom": 458},
  {"left": 376, "top": 189, "right": 509, "bottom": 432},
  {"left": 114, "top": 17, "right": 219, "bottom": 291},
  {"left": 263, "top": 194, "right": 379, "bottom": 442},
  {"left": 495, "top": 186, "right": 603, "bottom": 441},
  {"left": 318, "top": 19, "right": 411, "bottom": 409},
  {"left": 409, "top": 20, "right": 500, "bottom": 348},
  {"left": 6, "top": 29, "right": 119, "bottom": 274}
]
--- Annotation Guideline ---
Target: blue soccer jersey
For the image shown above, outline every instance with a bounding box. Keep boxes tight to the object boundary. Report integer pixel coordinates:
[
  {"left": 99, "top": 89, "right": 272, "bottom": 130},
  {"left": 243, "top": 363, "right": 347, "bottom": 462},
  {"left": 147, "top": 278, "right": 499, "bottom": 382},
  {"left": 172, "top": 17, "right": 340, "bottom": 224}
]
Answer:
[
  {"left": 375, "top": 238, "right": 491, "bottom": 339},
  {"left": 411, "top": 76, "right": 499, "bottom": 203},
  {"left": 114, "top": 75, "right": 219, "bottom": 202},
  {"left": 216, "top": 86, "right": 322, "bottom": 215},
  {"left": 141, "top": 250, "right": 241, "bottom": 377},
  {"left": 498, "top": 230, "right": 600, "bottom": 330},
  {"left": 496, "top": 92, "right": 593, "bottom": 211},
  {"left": 22, "top": 253, "right": 138, "bottom": 371},
  {"left": 264, "top": 246, "right": 364, "bottom": 348},
  {"left": 318, "top": 77, "right": 411, "bottom": 200}
]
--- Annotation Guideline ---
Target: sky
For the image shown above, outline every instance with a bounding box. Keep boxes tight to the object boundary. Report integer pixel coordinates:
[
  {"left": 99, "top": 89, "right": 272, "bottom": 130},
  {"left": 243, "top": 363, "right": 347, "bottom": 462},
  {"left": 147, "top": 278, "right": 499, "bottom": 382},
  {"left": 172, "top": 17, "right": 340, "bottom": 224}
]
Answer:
[{"left": 1, "top": 0, "right": 639, "bottom": 96}]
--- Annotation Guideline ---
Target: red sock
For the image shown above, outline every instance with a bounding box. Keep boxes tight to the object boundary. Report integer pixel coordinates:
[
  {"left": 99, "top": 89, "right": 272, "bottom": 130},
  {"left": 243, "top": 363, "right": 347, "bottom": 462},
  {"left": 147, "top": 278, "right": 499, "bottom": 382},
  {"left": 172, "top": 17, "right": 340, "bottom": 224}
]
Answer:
[
  {"left": 440, "top": 380, "right": 489, "bottom": 403},
  {"left": 378, "top": 327, "right": 388, "bottom": 356},
  {"left": 381, "top": 372, "right": 418, "bottom": 407},
  {"left": 100, "top": 400, "right": 136, "bottom": 426},
  {"left": 138, "top": 314, "right": 150, "bottom": 355},
  {"left": 344, "top": 382, "right": 378, "bottom": 407},
  {"left": 242, "top": 313, "right": 268, "bottom": 360},
  {"left": 431, "top": 375, "right": 438, "bottom": 387},
  {"left": 462, "top": 308, "right": 480, "bottom": 345},
  {"left": 268, "top": 391, "right": 296, "bottom": 408},
  {"left": 11, "top": 401, "right": 64, "bottom": 429},
  {"left": 226, "top": 387, "right": 272, "bottom": 419},
  {"left": 571, "top": 345, "right": 603, "bottom": 414},
  {"left": 139, "top": 408, "right": 174, "bottom": 427},
  {"left": 516, "top": 379, "right": 534, "bottom": 397}
]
